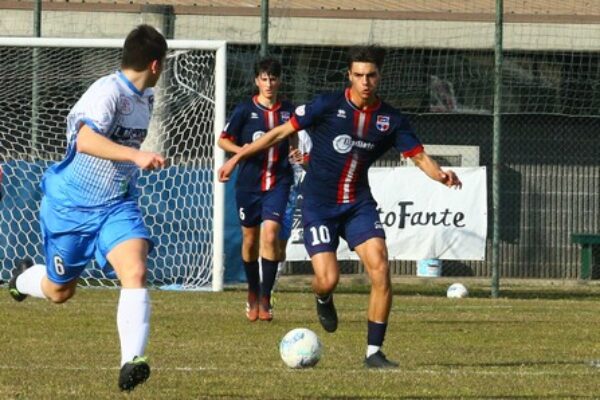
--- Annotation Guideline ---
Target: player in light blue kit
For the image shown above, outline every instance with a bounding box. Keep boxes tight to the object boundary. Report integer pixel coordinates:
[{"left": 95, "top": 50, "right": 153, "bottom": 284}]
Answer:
[
  {"left": 275, "top": 130, "right": 312, "bottom": 283},
  {"left": 7, "top": 25, "right": 167, "bottom": 392}
]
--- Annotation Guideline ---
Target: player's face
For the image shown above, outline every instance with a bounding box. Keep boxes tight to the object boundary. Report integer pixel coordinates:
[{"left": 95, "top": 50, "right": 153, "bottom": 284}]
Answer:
[
  {"left": 348, "top": 62, "right": 380, "bottom": 103},
  {"left": 255, "top": 72, "right": 281, "bottom": 101}
]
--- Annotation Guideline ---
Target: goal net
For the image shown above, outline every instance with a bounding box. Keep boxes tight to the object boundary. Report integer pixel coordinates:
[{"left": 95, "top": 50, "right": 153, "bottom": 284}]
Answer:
[{"left": 0, "top": 38, "right": 226, "bottom": 290}]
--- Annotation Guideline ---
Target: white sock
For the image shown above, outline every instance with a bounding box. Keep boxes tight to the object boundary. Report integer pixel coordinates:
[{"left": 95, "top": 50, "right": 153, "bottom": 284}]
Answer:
[
  {"left": 117, "top": 288, "right": 151, "bottom": 366},
  {"left": 367, "top": 345, "right": 381, "bottom": 358},
  {"left": 15, "top": 264, "right": 48, "bottom": 299}
]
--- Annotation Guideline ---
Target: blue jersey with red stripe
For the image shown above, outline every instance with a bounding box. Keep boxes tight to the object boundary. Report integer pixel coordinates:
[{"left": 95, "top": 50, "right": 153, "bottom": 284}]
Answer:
[
  {"left": 221, "top": 96, "right": 293, "bottom": 192},
  {"left": 290, "top": 89, "right": 423, "bottom": 204}
]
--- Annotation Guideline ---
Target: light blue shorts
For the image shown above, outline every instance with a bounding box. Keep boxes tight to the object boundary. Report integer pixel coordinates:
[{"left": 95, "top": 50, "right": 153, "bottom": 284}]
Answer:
[{"left": 40, "top": 197, "right": 153, "bottom": 284}]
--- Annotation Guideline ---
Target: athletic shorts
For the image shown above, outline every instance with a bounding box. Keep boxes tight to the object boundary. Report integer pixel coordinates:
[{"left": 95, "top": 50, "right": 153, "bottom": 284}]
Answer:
[
  {"left": 279, "top": 183, "right": 300, "bottom": 241},
  {"left": 235, "top": 184, "right": 291, "bottom": 228},
  {"left": 301, "top": 196, "right": 385, "bottom": 257},
  {"left": 40, "top": 197, "right": 153, "bottom": 284}
]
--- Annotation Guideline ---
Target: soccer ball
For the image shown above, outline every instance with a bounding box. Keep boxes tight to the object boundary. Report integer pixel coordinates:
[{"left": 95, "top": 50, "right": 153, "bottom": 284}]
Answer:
[
  {"left": 279, "top": 328, "right": 322, "bottom": 368},
  {"left": 447, "top": 283, "right": 469, "bottom": 298}
]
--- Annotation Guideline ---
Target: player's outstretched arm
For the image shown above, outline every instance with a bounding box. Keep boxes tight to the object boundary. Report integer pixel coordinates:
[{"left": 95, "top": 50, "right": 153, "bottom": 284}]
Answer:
[
  {"left": 410, "top": 151, "right": 462, "bottom": 188},
  {"left": 218, "top": 121, "right": 297, "bottom": 182},
  {"left": 76, "top": 124, "right": 166, "bottom": 170},
  {"left": 217, "top": 137, "right": 244, "bottom": 154}
]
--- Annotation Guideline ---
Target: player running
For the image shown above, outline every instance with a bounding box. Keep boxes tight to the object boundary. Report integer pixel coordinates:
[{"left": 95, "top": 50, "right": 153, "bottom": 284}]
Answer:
[
  {"left": 219, "top": 45, "right": 462, "bottom": 368},
  {"left": 218, "top": 57, "right": 294, "bottom": 322},
  {"left": 7, "top": 25, "right": 167, "bottom": 391}
]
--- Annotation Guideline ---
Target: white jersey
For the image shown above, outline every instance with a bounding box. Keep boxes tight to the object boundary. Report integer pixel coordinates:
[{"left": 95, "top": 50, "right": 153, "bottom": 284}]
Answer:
[
  {"left": 291, "top": 129, "right": 312, "bottom": 184},
  {"left": 42, "top": 71, "right": 154, "bottom": 208}
]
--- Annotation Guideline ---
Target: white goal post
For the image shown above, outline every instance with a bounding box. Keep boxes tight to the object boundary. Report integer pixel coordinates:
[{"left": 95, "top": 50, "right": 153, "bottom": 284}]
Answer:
[{"left": 0, "top": 37, "right": 226, "bottom": 291}]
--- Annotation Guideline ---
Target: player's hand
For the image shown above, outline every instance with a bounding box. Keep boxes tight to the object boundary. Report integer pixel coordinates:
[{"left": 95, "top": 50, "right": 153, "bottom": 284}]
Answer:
[
  {"left": 218, "top": 157, "right": 238, "bottom": 182},
  {"left": 440, "top": 170, "right": 462, "bottom": 189},
  {"left": 134, "top": 151, "right": 167, "bottom": 170},
  {"left": 288, "top": 147, "right": 303, "bottom": 164}
]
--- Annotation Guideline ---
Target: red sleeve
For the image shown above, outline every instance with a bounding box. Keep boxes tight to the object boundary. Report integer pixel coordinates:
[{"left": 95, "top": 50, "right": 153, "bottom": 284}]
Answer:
[
  {"left": 290, "top": 115, "right": 302, "bottom": 131},
  {"left": 402, "top": 144, "right": 424, "bottom": 158}
]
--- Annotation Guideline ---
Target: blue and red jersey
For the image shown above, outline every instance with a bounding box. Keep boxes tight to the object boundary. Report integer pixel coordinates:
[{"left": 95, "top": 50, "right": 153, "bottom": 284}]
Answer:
[
  {"left": 290, "top": 89, "right": 423, "bottom": 204},
  {"left": 221, "top": 96, "right": 293, "bottom": 192}
]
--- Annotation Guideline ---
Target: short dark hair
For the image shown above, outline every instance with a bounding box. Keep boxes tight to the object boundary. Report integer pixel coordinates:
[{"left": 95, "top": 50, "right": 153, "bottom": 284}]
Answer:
[
  {"left": 254, "top": 57, "right": 282, "bottom": 78},
  {"left": 347, "top": 45, "right": 385, "bottom": 71},
  {"left": 121, "top": 24, "right": 168, "bottom": 71}
]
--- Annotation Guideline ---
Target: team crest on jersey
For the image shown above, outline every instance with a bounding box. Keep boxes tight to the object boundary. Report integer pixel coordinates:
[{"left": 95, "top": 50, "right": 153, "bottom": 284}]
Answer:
[
  {"left": 376, "top": 115, "right": 390, "bottom": 132},
  {"left": 280, "top": 111, "right": 290, "bottom": 122},
  {"left": 295, "top": 105, "right": 306, "bottom": 116},
  {"left": 119, "top": 95, "right": 133, "bottom": 115},
  {"left": 252, "top": 130, "right": 265, "bottom": 141}
]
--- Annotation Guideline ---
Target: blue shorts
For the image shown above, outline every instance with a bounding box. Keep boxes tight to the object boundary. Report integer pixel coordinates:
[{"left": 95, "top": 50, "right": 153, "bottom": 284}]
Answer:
[
  {"left": 279, "top": 183, "right": 300, "bottom": 241},
  {"left": 301, "top": 196, "right": 385, "bottom": 257},
  {"left": 235, "top": 184, "right": 291, "bottom": 228},
  {"left": 40, "top": 197, "right": 153, "bottom": 284}
]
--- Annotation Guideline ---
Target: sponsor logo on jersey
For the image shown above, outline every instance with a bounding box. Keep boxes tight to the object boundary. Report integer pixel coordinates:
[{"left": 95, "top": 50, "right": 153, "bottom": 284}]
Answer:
[
  {"left": 280, "top": 111, "right": 291, "bottom": 122},
  {"left": 332, "top": 134, "right": 375, "bottom": 154},
  {"left": 119, "top": 95, "right": 134, "bottom": 115},
  {"left": 113, "top": 126, "right": 147, "bottom": 145},
  {"left": 337, "top": 109, "right": 347, "bottom": 118},
  {"left": 374, "top": 221, "right": 383, "bottom": 230},
  {"left": 252, "top": 130, "right": 265, "bottom": 141},
  {"left": 295, "top": 105, "right": 306, "bottom": 116},
  {"left": 251, "top": 112, "right": 259, "bottom": 119},
  {"left": 376, "top": 115, "right": 390, "bottom": 132},
  {"left": 333, "top": 134, "right": 353, "bottom": 154}
]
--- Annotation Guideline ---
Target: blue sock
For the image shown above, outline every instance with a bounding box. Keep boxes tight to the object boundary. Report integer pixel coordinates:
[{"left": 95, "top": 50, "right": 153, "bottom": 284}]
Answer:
[
  {"left": 367, "top": 320, "right": 387, "bottom": 347},
  {"left": 243, "top": 260, "right": 260, "bottom": 300},
  {"left": 260, "top": 258, "right": 278, "bottom": 302}
]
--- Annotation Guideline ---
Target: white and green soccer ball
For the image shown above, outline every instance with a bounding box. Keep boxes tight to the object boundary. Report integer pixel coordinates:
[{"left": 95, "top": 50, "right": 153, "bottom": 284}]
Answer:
[
  {"left": 447, "top": 282, "right": 469, "bottom": 298},
  {"left": 279, "top": 328, "right": 322, "bottom": 368}
]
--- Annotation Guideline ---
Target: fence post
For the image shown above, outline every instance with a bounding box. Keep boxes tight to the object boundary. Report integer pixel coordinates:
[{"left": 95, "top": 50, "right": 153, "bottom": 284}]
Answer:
[{"left": 491, "top": 0, "right": 504, "bottom": 298}]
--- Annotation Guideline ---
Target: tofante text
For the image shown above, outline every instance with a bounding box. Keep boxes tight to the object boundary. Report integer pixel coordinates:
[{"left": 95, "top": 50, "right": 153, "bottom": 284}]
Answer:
[{"left": 378, "top": 201, "right": 466, "bottom": 229}]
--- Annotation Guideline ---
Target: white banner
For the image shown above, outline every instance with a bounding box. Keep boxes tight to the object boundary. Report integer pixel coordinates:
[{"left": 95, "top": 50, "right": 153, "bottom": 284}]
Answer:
[{"left": 286, "top": 167, "right": 487, "bottom": 261}]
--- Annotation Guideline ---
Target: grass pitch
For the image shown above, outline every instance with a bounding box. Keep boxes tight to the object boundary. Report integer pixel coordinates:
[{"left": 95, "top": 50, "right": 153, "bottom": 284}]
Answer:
[{"left": 2, "top": 277, "right": 600, "bottom": 399}]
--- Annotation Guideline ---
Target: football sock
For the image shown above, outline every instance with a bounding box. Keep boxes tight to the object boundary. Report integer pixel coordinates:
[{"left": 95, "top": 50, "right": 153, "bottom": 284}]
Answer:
[
  {"left": 260, "top": 258, "right": 278, "bottom": 303},
  {"left": 16, "top": 264, "right": 48, "bottom": 299},
  {"left": 117, "top": 288, "right": 150, "bottom": 366},
  {"left": 243, "top": 260, "right": 260, "bottom": 301},
  {"left": 367, "top": 320, "right": 388, "bottom": 357},
  {"left": 316, "top": 293, "right": 332, "bottom": 304}
]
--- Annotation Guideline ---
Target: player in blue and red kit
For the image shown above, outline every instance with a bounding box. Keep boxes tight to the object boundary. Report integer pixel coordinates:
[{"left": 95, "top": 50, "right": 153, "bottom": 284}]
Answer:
[
  {"left": 219, "top": 46, "right": 462, "bottom": 368},
  {"left": 218, "top": 58, "right": 293, "bottom": 322}
]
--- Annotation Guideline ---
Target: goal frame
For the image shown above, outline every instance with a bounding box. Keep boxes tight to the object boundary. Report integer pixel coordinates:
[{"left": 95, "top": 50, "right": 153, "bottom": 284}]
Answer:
[{"left": 0, "top": 37, "right": 227, "bottom": 291}]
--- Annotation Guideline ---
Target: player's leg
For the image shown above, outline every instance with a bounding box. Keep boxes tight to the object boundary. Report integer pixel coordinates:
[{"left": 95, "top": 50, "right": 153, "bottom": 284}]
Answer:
[
  {"left": 303, "top": 200, "right": 342, "bottom": 332},
  {"left": 99, "top": 201, "right": 153, "bottom": 391},
  {"left": 236, "top": 190, "right": 262, "bottom": 321},
  {"left": 258, "top": 183, "right": 290, "bottom": 321},
  {"left": 9, "top": 198, "right": 92, "bottom": 303},
  {"left": 310, "top": 251, "right": 340, "bottom": 333},
  {"left": 241, "top": 225, "right": 260, "bottom": 321},
  {"left": 258, "top": 219, "right": 281, "bottom": 321},
  {"left": 345, "top": 200, "right": 398, "bottom": 368}
]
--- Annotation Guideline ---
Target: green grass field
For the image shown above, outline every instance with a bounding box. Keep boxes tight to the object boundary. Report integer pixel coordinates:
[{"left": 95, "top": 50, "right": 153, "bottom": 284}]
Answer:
[{"left": 2, "top": 277, "right": 600, "bottom": 399}]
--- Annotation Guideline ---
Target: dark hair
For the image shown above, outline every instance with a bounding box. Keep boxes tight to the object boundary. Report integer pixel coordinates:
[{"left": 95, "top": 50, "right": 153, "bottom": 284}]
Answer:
[
  {"left": 121, "top": 24, "right": 168, "bottom": 71},
  {"left": 347, "top": 45, "right": 385, "bottom": 71},
  {"left": 254, "top": 57, "right": 282, "bottom": 78}
]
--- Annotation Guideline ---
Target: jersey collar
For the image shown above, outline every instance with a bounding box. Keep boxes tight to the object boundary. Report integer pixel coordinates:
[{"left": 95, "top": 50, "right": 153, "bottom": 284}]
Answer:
[
  {"left": 344, "top": 88, "right": 381, "bottom": 112},
  {"left": 253, "top": 95, "right": 282, "bottom": 112},
  {"left": 117, "top": 70, "right": 144, "bottom": 97}
]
